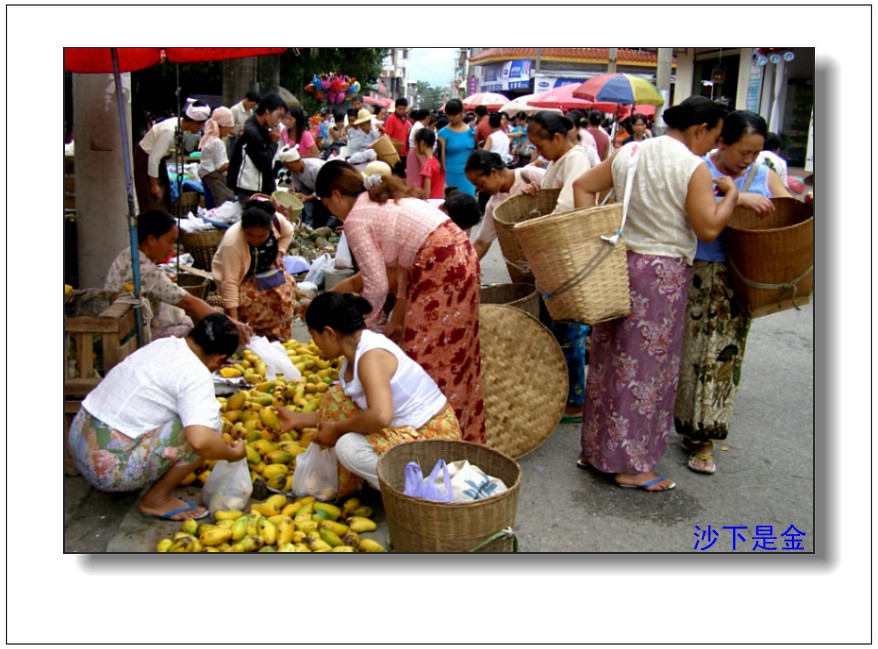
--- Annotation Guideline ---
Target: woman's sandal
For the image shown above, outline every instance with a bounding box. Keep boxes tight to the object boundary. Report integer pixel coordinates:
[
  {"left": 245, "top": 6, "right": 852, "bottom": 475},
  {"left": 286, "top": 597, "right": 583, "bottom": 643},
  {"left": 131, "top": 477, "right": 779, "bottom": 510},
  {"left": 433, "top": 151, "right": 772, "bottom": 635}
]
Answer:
[{"left": 687, "top": 451, "right": 717, "bottom": 475}]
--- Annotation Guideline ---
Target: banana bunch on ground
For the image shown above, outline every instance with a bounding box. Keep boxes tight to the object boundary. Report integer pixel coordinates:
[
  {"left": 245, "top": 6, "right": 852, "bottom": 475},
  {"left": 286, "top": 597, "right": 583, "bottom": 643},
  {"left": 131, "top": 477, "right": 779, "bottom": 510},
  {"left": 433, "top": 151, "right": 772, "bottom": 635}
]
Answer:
[
  {"left": 155, "top": 494, "right": 387, "bottom": 553},
  {"left": 180, "top": 339, "right": 342, "bottom": 490}
]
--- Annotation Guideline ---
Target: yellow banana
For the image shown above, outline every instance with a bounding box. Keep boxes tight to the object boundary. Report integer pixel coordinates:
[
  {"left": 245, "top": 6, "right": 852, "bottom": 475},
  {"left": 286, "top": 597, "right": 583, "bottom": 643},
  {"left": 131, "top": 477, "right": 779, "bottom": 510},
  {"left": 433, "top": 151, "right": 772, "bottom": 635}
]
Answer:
[
  {"left": 319, "top": 520, "right": 349, "bottom": 537},
  {"left": 313, "top": 502, "right": 342, "bottom": 521},
  {"left": 281, "top": 501, "right": 304, "bottom": 518},
  {"left": 296, "top": 496, "right": 316, "bottom": 505},
  {"left": 235, "top": 534, "right": 264, "bottom": 553},
  {"left": 226, "top": 391, "right": 248, "bottom": 411},
  {"left": 293, "top": 542, "right": 312, "bottom": 553},
  {"left": 251, "top": 502, "right": 280, "bottom": 518},
  {"left": 264, "top": 450, "right": 294, "bottom": 465},
  {"left": 343, "top": 531, "right": 360, "bottom": 548},
  {"left": 155, "top": 538, "right": 173, "bottom": 553},
  {"left": 265, "top": 493, "right": 288, "bottom": 510},
  {"left": 180, "top": 518, "right": 199, "bottom": 536},
  {"left": 331, "top": 545, "right": 356, "bottom": 552},
  {"left": 200, "top": 527, "right": 233, "bottom": 547},
  {"left": 215, "top": 509, "right": 244, "bottom": 521},
  {"left": 318, "top": 527, "right": 344, "bottom": 548},
  {"left": 168, "top": 536, "right": 197, "bottom": 553},
  {"left": 347, "top": 516, "right": 377, "bottom": 533},
  {"left": 246, "top": 512, "right": 262, "bottom": 536},
  {"left": 262, "top": 463, "right": 290, "bottom": 480},
  {"left": 219, "top": 367, "right": 242, "bottom": 378},
  {"left": 358, "top": 538, "right": 386, "bottom": 553},
  {"left": 290, "top": 530, "right": 308, "bottom": 544},
  {"left": 295, "top": 520, "right": 319, "bottom": 533},
  {"left": 202, "top": 546, "right": 221, "bottom": 553},
  {"left": 294, "top": 502, "right": 314, "bottom": 521},
  {"left": 258, "top": 518, "right": 277, "bottom": 546},
  {"left": 231, "top": 516, "right": 248, "bottom": 542},
  {"left": 265, "top": 474, "right": 286, "bottom": 491},
  {"left": 215, "top": 518, "right": 235, "bottom": 529},
  {"left": 351, "top": 505, "right": 375, "bottom": 518},
  {"left": 224, "top": 409, "right": 242, "bottom": 423},
  {"left": 276, "top": 517, "right": 295, "bottom": 547},
  {"left": 245, "top": 446, "right": 262, "bottom": 465},
  {"left": 277, "top": 542, "right": 297, "bottom": 553},
  {"left": 341, "top": 498, "right": 361, "bottom": 517},
  {"left": 259, "top": 408, "right": 282, "bottom": 432}
]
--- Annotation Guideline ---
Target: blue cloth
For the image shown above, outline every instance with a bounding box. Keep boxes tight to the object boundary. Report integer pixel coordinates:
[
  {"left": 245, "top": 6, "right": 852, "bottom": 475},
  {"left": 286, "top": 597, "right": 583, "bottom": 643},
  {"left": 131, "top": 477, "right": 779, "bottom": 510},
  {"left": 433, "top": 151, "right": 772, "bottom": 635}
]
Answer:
[
  {"left": 551, "top": 322, "right": 590, "bottom": 407},
  {"left": 167, "top": 175, "right": 204, "bottom": 205},
  {"left": 438, "top": 125, "right": 476, "bottom": 196},
  {"left": 695, "top": 156, "right": 772, "bottom": 262}
]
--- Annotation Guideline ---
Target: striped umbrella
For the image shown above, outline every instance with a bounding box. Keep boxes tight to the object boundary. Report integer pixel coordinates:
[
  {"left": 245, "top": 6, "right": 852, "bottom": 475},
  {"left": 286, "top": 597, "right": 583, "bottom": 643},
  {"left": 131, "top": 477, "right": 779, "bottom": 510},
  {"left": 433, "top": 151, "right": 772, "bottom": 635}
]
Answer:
[{"left": 573, "top": 73, "right": 665, "bottom": 106}]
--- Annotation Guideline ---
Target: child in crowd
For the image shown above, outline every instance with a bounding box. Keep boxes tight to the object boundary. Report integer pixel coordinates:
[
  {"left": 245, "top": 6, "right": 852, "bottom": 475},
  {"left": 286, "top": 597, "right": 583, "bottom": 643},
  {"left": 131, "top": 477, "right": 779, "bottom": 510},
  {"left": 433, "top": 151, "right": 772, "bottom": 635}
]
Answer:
[{"left": 415, "top": 128, "right": 445, "bottom": 200}]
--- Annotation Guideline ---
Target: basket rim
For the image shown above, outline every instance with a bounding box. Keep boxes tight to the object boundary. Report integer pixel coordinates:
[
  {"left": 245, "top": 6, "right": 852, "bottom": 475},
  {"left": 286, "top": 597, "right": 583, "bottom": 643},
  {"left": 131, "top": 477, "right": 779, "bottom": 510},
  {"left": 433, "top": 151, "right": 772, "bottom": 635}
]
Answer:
[
  {"left": 376, "top": 440, "right": 523, "bottom": 506},
  {"left": 726, "top": 215, "right": 813, "bottom": 235}
]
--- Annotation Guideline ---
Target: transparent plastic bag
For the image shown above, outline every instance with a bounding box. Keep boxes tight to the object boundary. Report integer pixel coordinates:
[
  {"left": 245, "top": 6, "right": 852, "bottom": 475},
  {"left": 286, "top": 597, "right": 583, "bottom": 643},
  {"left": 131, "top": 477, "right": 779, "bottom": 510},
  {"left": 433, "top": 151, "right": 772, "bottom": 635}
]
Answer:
[
  {"left": 291, "top": 444, "right": 338, "bottom": 502},
  {"left": 202, "top": 459, "right": 253, "bottom": 514}
]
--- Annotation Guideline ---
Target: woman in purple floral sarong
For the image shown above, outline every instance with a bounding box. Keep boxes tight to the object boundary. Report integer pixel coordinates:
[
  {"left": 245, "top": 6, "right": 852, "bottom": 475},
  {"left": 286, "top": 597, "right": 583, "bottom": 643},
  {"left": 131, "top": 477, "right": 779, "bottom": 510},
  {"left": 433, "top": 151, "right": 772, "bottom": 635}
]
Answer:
[{"left": 571, "top": 97, "right": 739, "bottom": 491}]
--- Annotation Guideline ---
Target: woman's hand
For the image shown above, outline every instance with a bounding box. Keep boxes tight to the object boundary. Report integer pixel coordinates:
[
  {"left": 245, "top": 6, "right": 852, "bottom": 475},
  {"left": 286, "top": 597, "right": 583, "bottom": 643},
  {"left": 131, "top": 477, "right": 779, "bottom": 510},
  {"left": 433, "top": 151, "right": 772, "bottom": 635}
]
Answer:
[
  {"left": 737, "top": 192, "right": 776, "bottom": 217},
  {"left": 713, "top": 175, "right": 737, "bottom": 197},
  {"left": 225, "top": 439, "right": 246, "bottom": 462},
  {"left": 314, "top": 420, "right": 343, "bottom": 447},
  {"left": 272, "top": 406, "right": 318, "bottom": 433},
  {"left": 230, "top": 317, "right": 252, "bottom": 346},
  {"left": 519, "top": 181, "right": 541, "bottom": 197},
  {"left": 149, "top": 177, "right": 164, "bottom": 201}
]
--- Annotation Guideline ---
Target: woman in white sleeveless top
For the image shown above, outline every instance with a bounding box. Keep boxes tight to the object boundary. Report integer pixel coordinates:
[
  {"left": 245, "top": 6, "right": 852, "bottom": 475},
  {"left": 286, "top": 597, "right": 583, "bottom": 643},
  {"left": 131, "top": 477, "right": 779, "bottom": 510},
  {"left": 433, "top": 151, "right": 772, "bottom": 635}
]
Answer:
[
  {"left": 571, "top": 96, "right": 739, "bottom": 492},
  {"left": 275, "top": 292, "right": 462, "bottom": 496}
]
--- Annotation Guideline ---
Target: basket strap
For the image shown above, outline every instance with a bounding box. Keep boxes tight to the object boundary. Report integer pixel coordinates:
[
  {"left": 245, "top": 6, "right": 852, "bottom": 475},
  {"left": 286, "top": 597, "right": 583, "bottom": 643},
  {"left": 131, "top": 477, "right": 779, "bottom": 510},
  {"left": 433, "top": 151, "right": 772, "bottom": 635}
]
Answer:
[
  {"left": 726, "top": 257, "right": 814, "bottom": 310},
  {"left": 539, "top": 240, "right": 616, "bottom": 302},
  {"left": 467, "top": 527, "right": 519, "bottom": 553},
  {"left": 600, "top": 144, "right": 640, "bottom": 246},
  {"left": 502, "top": 256, "right": 532, "bottom": 276}
]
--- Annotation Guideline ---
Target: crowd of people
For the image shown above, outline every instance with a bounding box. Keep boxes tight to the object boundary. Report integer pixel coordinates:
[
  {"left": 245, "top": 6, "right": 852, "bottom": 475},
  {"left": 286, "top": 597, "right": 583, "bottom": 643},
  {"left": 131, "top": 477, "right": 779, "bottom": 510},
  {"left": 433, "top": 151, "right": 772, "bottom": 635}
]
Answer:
[{"left": 83, "top": 88, "right": 806, "bottom": 519}]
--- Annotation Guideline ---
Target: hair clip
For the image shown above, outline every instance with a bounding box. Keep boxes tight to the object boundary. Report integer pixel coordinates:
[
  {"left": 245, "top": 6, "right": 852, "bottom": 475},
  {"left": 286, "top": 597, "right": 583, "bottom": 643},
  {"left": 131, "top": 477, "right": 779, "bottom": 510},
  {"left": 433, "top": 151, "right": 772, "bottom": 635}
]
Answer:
[{"left": 363, "top": 174, "right": 384, "bottom": 190}]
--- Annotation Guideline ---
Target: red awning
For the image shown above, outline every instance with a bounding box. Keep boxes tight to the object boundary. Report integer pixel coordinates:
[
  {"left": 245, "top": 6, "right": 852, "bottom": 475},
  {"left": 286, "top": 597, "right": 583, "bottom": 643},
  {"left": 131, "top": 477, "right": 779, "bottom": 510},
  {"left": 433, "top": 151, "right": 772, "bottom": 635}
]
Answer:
[{"left": 64, "top": 47, "right": 288, "bottom": 73}]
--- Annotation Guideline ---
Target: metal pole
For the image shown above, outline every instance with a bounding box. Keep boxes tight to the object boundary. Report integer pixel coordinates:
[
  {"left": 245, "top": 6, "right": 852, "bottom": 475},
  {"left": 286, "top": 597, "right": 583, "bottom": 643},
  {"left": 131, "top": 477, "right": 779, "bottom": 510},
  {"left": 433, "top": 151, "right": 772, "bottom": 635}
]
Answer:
[
  {"left": 111, "top": 48, "right": 145, "bottom": 348},
  {"left": 608, "top": 48, "right": 617, "bottom": 74},
  {"left": 175, "top": 63, "right": 184, "bottom": 279}
]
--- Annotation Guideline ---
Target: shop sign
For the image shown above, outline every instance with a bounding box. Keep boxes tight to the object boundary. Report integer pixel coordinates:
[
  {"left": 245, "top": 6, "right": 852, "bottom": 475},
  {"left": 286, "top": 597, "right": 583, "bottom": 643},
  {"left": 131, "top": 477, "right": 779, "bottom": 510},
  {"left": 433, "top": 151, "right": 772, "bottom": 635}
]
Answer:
[{"left": 480, "top": 59, "right": 532, "bottom": 92}]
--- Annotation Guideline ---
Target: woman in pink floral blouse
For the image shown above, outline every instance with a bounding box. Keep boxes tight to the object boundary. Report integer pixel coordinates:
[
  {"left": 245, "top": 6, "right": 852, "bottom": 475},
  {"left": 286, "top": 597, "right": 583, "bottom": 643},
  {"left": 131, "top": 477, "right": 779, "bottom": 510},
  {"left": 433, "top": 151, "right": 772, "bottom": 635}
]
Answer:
[{"left": 315, "top": 160, "right": 485, "bottom": 444}]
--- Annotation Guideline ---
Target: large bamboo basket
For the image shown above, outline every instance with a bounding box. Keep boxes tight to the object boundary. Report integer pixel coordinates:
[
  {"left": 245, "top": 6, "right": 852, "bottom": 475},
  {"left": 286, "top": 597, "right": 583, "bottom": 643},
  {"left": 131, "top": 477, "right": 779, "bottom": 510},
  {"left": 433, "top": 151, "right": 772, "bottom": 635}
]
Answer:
[
  {"left": 181, "top": 229, "right": 225, "bottom": 271},
  {"left": 492, "top": 189, "right": 561, "bottom": 284},
  {"left": 724, "top": 197, "right": 814, "bottom": 317},
  {"left": 479, "top": 305, "right": 567, "bottom": 459},
  {"left": 372, "top": 135, "right": 401, "bottom": 167},
  {"left": 513, "top": 203, "right": 631, "bottom": 324},
  {"left": 377, "top": 440, "right": 522, "bottom": 552}
]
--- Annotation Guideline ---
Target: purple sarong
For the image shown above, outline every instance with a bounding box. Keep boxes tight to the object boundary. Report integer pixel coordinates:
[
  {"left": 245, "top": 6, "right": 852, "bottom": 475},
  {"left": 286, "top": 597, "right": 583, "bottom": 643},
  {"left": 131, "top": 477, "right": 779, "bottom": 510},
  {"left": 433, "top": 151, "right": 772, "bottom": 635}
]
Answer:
[{"left": 581, "top": 251, "right": 691, "bottom": 474}]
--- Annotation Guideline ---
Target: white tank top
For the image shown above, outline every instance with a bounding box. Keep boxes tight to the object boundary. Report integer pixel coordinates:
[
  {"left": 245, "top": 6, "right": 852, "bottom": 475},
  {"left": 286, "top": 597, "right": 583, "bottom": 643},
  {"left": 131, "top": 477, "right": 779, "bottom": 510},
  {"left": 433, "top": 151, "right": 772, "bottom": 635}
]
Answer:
[{"left": 339, "top": 330, "right": 447, "bottom": 429}]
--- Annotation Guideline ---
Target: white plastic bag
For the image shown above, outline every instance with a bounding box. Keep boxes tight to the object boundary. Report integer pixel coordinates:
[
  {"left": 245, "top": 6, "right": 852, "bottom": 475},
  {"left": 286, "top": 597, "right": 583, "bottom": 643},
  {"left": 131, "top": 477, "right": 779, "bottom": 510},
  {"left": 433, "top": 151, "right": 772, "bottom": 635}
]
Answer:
[
  {"left": 304, "top": 252, "right": 333, "bottom": 287},
  {"left": 247, "top": 336, "right": 302, "bottom": 382},
  {"left": 334, "top": 233, "right": 353, "bottom": 270},
  {"left": 202, "top": 459, "right": 253, "bottom": 514},
  {"left": 291, "top": 444, "right": 339, "bottom": 501},
  {"left": 432, "top": 460, "right": 508, "bottom": 502}
]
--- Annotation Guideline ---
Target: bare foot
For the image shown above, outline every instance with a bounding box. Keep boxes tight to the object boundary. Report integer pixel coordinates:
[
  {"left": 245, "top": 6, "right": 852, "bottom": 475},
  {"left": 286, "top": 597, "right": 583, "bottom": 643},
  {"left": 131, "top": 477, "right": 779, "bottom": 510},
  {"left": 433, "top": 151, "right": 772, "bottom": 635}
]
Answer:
[
  {"left": 614, "top": 472, "right": 676, "bottom": 492},
  {"left": 140, "top": 496, "right": 206, "bottom": 521}
]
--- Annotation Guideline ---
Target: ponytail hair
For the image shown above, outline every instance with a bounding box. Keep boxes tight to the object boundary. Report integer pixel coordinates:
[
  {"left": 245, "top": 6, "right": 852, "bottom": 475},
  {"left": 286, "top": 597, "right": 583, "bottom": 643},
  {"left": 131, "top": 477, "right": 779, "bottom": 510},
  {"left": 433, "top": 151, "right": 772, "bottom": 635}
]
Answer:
[
  {"left": 305, "top": 291, "right": 373, "bottom": 335},
  {"left": 662, "top": 96, "right": 727, "bottom": 131},
  {"left": 188, "top": 312, "right": 240, "bottom": 356},
  {"left": 314, "top": 159, "right": 419, "bottom": 206}
]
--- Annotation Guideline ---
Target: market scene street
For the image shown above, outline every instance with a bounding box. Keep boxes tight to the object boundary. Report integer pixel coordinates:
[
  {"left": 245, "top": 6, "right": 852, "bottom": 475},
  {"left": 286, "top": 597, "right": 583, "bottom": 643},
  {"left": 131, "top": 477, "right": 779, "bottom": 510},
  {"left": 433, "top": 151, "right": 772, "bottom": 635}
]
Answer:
[{"left": 61, "top": 46, "right": 816, "bottom": 556}]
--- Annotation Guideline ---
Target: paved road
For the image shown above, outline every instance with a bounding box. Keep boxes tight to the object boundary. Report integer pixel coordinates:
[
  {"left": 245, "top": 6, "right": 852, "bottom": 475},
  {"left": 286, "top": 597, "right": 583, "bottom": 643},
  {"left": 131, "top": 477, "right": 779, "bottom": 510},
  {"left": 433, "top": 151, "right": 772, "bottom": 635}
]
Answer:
[{"left": 64, "top": 223, "right": 814, "bottom": 553}]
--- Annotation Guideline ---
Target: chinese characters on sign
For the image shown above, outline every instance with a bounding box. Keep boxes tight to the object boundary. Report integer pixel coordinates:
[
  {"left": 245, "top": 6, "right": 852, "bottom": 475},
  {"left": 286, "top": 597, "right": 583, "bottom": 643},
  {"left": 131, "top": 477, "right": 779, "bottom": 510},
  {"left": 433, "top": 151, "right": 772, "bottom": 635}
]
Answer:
[{"left": 693, "top": 525, "right": 807, "bottom": 551}]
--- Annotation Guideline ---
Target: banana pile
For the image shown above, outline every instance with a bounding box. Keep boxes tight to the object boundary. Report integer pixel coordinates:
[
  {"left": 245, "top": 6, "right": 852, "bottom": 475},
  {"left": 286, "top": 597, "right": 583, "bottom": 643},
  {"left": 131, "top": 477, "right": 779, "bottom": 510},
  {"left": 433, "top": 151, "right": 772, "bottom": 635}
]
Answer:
[
  {"left": 180, "top": 340, "right": 342, "bottom": 491},
  {"left": 155, "top": 494, "right": 386, "bottom": 552}
]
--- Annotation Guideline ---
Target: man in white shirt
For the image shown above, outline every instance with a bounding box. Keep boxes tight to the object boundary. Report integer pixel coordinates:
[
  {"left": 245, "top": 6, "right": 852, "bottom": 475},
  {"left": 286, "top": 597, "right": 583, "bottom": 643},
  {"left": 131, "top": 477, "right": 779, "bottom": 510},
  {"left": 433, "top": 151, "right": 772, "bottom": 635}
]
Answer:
[
  {"left": 228, "top": 91, "right": 260, "bottom": 155},
  {"left": 277, "top": 145, "right": 325, "bottom": 226}
]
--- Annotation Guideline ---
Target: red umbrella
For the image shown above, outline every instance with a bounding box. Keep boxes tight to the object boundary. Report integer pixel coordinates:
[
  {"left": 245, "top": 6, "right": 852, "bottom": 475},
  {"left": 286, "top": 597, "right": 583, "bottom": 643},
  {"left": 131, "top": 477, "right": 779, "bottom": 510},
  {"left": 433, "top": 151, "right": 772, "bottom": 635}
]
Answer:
[
  {"left": 364, "top": 96, "right": 394, "bottom": 109},
  {"left": 615, "top": 104, "right": 657, "bottom": 120},
  {"left": 462, "top": 92, "right": 510, "bottom": 111},
  {"left": 528, "top": 84, "right": 594, "bottom": 111}
]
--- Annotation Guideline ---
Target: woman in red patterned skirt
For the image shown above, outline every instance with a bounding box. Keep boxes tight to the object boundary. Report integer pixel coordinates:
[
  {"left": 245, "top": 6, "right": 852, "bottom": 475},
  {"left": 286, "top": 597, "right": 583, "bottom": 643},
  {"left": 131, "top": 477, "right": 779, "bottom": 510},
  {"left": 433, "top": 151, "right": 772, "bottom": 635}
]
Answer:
[{"left": 315, "top": 160, "right": 485, "bottom": 444}]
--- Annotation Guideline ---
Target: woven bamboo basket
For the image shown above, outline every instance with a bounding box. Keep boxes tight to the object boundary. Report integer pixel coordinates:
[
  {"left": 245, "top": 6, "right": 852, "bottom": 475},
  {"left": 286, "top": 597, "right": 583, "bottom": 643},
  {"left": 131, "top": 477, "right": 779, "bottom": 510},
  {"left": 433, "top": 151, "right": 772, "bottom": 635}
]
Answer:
[
  {"left": 372, "top": 135, "right": 401, "bottom": 167},
  {"left": 513, "top": 203, "right": 631, "bottom": 324},
  {"left": 271, "top": 190, "right": 304, "bottom": 222},
  {"left": 724, "top": 197, "right": 814, "bottom": 318},
  {"left": 492, "top": 189, "right": 561, "bottom": 283},
  {"left": 182, "top": 229, "right": 225, "bottom": 271},
  {"left": 176, "top": 272, "right": 211, "bottom": 301},
  {"left": 480, "top": 283, "right": 539, "bottom": 319},
  {"left": 479, "top": 304, "right": 567, "bottom": 459},
  {"left": 175, "top": 190, "right": 204, "bottom": 215},
  {"left": 376, "top": 439, "right": 522, "bottom": 552}
]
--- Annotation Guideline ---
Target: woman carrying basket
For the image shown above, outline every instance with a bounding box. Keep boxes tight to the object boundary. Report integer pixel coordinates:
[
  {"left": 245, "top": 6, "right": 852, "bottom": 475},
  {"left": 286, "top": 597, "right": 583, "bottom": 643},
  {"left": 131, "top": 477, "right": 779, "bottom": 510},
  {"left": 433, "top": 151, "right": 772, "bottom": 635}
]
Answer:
[
  {"left": 272, "top": 292, "right": 462, "bottom": 496},
  {"left": 674, "top": 110, "right": 790, "bottom": 475},
  {"left": 520, "top": 111, "right": 596, "bottom": 421},
  {"left": 571, "top": 96, "right": 738, "bottom": 491},
  {"left": 315, "top": 160, "right": 485, "bottom": 445}
]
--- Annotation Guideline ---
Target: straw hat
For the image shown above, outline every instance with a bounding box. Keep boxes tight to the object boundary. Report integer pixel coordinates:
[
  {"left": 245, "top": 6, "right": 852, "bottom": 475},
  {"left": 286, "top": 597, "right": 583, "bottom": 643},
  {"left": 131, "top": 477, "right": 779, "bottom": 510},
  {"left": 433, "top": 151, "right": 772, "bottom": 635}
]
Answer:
[
  {"left": 353, "top": 108, "right": 374, "bottom": 125},
  {"left": 363, "top": 160, "right": 393, "bottom": 178}
]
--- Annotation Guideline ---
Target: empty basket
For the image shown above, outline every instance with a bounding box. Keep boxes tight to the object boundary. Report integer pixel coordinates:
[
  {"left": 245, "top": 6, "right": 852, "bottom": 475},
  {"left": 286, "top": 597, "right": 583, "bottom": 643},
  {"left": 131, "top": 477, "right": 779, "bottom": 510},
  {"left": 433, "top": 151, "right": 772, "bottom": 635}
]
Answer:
[
  {"left": 513, "top": 203, "right": 631, "bottom": 325},
  {"left": 724, "top": 197, "right": 814, "bottom": 317},
  {"left": 479, "top": 283, "right": 539, "bottom": 319},
  {"left": 182, "top": 228, "right": 225, "bottom": 271},
  {"left": 492, "top": 189, "right": 561, "bottom": 284}
]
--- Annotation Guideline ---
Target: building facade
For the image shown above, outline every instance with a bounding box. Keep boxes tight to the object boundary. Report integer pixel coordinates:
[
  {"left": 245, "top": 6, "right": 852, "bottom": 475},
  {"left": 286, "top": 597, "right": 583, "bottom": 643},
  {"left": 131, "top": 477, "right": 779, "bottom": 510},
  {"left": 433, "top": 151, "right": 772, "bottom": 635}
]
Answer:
[{"left": 379, "top": 48, "right": 413, "bottom": 101}]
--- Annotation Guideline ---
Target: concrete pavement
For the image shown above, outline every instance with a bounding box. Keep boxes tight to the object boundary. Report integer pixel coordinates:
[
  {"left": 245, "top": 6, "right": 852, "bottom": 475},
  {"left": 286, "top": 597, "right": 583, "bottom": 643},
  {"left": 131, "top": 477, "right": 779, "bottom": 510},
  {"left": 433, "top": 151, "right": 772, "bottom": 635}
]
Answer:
[{"left": 63, "top": 223, "right": 814, "bottom": 553}]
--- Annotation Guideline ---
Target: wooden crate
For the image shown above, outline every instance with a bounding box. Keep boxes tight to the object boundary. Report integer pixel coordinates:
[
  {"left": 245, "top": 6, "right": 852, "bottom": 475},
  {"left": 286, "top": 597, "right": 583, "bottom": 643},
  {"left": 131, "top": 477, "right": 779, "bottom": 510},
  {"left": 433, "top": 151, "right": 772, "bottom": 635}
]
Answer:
[{"left": 64, "top": 291, "right": 139, "bottom": 399}]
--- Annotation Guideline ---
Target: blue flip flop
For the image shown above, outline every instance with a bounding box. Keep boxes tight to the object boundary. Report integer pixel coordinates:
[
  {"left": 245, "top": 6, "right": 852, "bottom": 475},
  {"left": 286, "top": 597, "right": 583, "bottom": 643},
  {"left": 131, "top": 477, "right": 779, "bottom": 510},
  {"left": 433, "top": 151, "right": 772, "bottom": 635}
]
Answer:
[
  {"left": 142, "top": 499, "right": 209, "bottom": 521},
  {"left": 617, "top": 475, "right": 676, "bottom": 492}
]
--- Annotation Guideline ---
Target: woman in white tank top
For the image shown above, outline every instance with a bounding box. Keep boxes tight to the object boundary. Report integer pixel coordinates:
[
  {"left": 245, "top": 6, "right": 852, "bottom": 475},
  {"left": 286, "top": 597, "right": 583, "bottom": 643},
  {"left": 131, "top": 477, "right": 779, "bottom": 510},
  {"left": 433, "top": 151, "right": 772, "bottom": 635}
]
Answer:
[{"left": 274, "top": 292, "right": 462, "bottom": 496}]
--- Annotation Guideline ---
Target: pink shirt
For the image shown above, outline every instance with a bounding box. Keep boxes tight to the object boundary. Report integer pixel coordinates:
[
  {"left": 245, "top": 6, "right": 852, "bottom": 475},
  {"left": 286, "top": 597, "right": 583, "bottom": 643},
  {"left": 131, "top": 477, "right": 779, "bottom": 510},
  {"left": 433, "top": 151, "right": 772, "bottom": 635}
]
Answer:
[
  {"left": 420, "top": 158, "right": 445, "bottom": 199},
  {"left": 281, "top": 128, "right": 315, "bottom": 153},
  {"left": 343, "top": 193, "right": 449, "bottom": 327}
]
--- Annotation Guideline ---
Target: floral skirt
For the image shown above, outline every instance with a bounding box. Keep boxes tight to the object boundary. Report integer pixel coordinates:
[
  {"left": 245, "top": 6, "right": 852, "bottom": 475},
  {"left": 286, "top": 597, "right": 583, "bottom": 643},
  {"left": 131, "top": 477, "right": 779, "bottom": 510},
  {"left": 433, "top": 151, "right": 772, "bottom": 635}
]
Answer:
[
  {"left": 581, "top": 252, "right": 690, "bottom": 474},
  {"left": 674, "top": 260, "right": 752, "bottom": 442},
  {"left": 238, "top": 273, "right": 299, "bottom": 341},
  {"left": 68, "top": 407, "right": 201, "bottom": 492},
  {"left": 317, "top": 384, "right": 463, "bottom": 497},
  {"left": 402, "top": 220, "right": 485, "bottom": 444}
]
